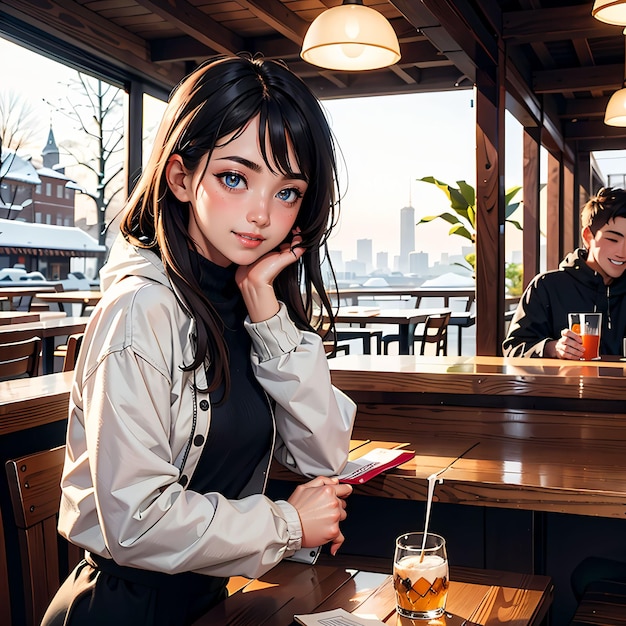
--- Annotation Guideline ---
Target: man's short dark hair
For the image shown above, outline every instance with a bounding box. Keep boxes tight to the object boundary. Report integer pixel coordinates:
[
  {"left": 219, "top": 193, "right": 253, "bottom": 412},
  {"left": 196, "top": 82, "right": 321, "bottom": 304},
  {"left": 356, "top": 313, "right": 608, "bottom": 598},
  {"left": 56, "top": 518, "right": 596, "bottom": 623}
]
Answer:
[{"left": 582, "top": 187, "right": 626, "bottom": 233}]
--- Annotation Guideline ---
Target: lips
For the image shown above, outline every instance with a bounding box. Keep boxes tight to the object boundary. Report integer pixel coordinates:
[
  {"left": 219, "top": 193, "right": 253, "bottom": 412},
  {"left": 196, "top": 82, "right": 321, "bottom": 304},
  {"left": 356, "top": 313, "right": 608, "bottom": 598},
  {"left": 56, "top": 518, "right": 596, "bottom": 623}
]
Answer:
[{"left": 234, "top": 231, "right": 264, "bottom": 249}]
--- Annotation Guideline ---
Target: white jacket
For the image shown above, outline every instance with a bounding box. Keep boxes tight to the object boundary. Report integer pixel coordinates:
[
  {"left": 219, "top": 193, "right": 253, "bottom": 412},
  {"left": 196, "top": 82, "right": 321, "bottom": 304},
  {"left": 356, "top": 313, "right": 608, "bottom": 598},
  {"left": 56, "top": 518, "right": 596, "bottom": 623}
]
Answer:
[{"left": 58, "top": 236, "right": 356, "bottom": 579}]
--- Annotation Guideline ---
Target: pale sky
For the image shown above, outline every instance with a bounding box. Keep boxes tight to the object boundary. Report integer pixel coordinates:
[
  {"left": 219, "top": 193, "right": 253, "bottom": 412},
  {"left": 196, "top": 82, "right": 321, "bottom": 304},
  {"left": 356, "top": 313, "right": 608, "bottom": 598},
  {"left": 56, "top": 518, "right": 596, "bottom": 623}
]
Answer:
[{"left": 2, "top": 35, "right": 624, "bottom": 267}]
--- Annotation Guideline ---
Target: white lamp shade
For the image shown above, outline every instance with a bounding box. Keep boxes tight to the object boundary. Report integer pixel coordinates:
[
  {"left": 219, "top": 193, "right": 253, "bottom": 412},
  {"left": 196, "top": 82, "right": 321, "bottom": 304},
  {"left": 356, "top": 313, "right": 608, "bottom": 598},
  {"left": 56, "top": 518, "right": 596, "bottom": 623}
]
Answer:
[
  {"left": 301, "top": 3, "right": 401, "bottom": 71},
  {"left": 592, "top": 0, "right": 626, "bottom": 26},
  {"left": 605, "top": 87, "right": 626, "bottom": 125}
]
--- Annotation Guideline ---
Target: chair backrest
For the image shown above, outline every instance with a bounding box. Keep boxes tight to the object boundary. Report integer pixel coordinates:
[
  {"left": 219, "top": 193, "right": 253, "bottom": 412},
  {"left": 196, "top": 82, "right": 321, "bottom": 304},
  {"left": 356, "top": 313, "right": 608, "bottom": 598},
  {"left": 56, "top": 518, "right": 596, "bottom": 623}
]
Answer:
[
  {"left": 5, "top": 445, "right": 82, "bottom": 626},
  {"left": 62, "top": 333, "right": 84, "bottom": 372},
  {"left": 419, "top": 313, "right": 451, "bottom": 356},
  {"left": 0, "top": 336, "right": 42, "bottom": 380}
]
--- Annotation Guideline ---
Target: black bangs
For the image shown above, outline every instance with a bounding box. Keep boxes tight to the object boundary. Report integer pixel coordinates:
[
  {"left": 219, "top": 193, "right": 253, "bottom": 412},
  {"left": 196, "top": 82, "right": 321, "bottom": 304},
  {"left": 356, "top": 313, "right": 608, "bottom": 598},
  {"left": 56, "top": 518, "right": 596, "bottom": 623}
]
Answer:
[{"left": 257, "top": 97, "right": 314, "bottom": 182}]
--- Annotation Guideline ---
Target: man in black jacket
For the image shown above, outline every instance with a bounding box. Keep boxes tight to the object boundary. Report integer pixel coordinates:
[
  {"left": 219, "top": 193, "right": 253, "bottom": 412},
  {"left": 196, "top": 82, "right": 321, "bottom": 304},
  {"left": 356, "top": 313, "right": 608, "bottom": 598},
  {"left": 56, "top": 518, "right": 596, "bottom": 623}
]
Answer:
[{"left": 503, "top": 187, "right": 626, "bottom": 359}]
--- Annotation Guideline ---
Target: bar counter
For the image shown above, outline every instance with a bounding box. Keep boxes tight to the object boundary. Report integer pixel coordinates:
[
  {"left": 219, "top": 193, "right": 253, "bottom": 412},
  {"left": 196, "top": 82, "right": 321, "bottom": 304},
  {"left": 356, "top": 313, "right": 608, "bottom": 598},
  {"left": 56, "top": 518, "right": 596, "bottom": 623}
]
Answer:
[
  {"left": 315, "top": 355, "right": 626, "bottom": 519},
  {"left": 329, "top": 354, "right": 626, "bottom": 403}
]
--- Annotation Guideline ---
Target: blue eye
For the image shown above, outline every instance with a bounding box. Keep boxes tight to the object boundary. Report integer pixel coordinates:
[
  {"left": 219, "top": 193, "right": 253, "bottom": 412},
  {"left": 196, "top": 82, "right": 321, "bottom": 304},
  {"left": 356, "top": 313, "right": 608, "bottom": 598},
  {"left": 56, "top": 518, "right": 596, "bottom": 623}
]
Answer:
[
  {"left": 277, "top": 188, "right": 302, "bottom": 203},
  {"left": 222, "top": 173, "right": 243, "bottom": 189}
]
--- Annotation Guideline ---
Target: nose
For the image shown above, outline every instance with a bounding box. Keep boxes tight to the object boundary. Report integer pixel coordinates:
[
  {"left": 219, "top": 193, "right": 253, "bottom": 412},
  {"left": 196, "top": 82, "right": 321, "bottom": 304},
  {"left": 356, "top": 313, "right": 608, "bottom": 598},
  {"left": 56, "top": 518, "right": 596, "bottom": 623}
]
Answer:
[{"left": 247, "top": 197, "right": 271, "bottom": 227}]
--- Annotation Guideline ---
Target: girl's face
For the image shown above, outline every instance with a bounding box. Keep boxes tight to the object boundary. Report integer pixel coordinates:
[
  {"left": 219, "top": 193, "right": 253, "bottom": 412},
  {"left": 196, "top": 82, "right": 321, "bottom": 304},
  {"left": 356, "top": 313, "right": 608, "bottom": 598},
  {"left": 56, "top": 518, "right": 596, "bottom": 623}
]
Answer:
[
  {"left": 583, "top": 216, "right": 626, "bottom": 284},
  {"left": 167, "top": 116, "right": 307, "bottom": 267}
]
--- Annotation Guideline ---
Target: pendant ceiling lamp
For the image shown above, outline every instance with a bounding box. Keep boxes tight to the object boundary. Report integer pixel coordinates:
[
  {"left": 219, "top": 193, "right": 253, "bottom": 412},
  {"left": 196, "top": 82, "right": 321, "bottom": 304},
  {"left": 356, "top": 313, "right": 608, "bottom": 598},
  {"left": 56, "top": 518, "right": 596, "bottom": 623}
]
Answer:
[
  {"left": 301, "top": 0, "right": 401, "bottom": 71},
  {"left": 605, "top": 36, "right": 626, "bottom": 126},
  {"left": 592, "top": 0, "right": 626, "bottom": 26}
]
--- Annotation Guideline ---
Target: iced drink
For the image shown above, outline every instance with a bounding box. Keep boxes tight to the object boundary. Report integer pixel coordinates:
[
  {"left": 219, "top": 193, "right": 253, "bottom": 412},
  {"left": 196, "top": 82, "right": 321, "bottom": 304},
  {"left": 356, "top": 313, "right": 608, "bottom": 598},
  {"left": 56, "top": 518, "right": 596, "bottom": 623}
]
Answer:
[{"left": 393, "top": 533, "right": 448, "bottom": 619}]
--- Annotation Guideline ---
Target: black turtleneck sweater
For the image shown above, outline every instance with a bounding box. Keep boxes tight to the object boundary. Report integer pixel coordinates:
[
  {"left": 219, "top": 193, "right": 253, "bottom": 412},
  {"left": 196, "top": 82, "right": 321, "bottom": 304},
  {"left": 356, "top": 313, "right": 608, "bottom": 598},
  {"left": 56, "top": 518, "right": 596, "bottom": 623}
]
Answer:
[{"left": 188, "top": 253, "right": 272, "bottom": 498}]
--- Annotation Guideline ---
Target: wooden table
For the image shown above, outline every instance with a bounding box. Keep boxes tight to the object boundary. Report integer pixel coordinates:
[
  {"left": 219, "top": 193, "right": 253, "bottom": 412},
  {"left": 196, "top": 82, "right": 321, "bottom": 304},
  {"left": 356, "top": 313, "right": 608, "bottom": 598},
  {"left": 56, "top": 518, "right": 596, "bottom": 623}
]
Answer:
[
  {"left": 330, "top": 307, "right": 451, "bottom": 355},
  {"left": 35, "top": 290, "right": 102, "bottom": 316},
  {"left": 192, "top": 555, "right": 552, "bottom": 625},
  {"left": 0, "top": 311, "right": 66, "bottom": 324},
  {"left": 320, "top": 355, "right": 626, "bottom": 519},
  {"left": 0, "top": 316, "right": 88, "bottom": 374},
  {"left": 0, "top": 285, "right": 59, "bottom": 310},
  {"left": 0, "top": 370, "right": 73, "bottom": 436}
]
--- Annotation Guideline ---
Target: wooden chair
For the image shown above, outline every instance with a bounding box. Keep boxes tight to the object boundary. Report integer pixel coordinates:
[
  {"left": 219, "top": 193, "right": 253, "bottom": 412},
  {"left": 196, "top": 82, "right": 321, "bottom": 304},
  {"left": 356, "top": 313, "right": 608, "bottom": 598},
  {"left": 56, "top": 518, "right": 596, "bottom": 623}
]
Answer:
[
  {"left": 335, "top": 329, "right": 383, "bottom": 355},
  {"left": 448, "top": 294, "right": 476, "bottom": 356},
  {"left": 5, "top": 445, "right": 82, "bottom": 626},
  {"left": 382, "top": 312, "right": 451, "bottom": 356},
  {"left": 323, "top": 341, "right": 350, "bottom": 358},
  {"left": 0, "top": 335, "right": 42, "bottom": 380},
  {"left": 59, "top": 333, "right": 84, "bottom": 372},
  {"left": 571, "top": 579, "right": 626, "bottom": 625}
]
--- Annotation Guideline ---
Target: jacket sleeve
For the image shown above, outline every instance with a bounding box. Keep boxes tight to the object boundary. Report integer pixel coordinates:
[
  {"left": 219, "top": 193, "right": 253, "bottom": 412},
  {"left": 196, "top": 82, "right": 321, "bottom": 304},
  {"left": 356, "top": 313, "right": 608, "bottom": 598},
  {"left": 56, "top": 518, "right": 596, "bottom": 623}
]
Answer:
[
  {"left": 245, "top": 303, "right": 356, "bottom": 477},
  {"left": 64, "top": 346, "right": 306, "bottom": 579},
  {"left": 502, "top": 276, "right": 557, "bottom": 357}
]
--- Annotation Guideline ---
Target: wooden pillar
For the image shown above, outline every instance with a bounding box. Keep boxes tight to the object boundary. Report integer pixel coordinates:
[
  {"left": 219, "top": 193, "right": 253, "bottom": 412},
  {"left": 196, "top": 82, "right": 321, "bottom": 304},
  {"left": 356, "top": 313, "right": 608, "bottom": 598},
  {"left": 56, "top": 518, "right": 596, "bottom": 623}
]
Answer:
[
  {"left": 522, "top": 128, "right": 540, "bottom": 287},
  {"left": 475, "top": 45, "right": 506, "bottom": 356},
  {"left": 126, "top": 79, "right": 144, "bottom": 197},
  {"left": 545, "top": 152, "right": 562, "bottom": 270},
  {"left": 562, "top": 162, "right": 575, "bottom": 254}
]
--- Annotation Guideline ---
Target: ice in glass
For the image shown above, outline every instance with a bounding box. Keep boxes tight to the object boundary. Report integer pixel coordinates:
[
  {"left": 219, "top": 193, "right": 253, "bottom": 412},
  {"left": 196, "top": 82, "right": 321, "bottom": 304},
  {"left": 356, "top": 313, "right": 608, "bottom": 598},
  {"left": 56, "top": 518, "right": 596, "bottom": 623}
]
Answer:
[{"left": 393, "top": 532, "right": 448, "bottom": 619}]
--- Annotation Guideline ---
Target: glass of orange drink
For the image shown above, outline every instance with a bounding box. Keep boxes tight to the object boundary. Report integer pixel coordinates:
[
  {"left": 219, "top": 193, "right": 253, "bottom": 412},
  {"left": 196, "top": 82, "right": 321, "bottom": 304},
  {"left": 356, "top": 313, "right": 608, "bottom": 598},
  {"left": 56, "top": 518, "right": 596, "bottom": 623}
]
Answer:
[{"left": 568, "top": 313, "right": 601, "bottom": 360}]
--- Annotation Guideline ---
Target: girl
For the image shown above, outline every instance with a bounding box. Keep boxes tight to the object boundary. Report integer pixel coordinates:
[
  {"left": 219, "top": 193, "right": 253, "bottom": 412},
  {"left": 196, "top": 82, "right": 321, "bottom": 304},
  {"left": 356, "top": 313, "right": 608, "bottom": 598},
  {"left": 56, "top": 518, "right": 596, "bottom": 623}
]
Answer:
[{"left": 43, "top": 55, "right": 355, "bottom": 625}]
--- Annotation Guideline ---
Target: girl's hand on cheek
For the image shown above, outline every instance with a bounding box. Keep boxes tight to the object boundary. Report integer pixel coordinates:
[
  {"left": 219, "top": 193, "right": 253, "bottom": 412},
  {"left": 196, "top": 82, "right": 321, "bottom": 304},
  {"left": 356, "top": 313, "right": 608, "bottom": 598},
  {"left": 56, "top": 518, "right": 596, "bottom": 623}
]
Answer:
[{"left": 235, "top": 230, "right": 305, "bottom": 322}]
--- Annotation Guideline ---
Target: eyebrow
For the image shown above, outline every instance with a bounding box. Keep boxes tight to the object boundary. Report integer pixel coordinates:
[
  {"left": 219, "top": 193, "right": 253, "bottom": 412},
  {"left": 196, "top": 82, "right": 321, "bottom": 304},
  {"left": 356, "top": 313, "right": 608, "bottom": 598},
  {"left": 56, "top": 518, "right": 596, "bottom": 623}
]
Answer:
[
  {"left": 216, "top": 155, "right": 307, "bottom": 182},
  {"left": 604, "top": 229, "right": 625, "bottom": 238}
]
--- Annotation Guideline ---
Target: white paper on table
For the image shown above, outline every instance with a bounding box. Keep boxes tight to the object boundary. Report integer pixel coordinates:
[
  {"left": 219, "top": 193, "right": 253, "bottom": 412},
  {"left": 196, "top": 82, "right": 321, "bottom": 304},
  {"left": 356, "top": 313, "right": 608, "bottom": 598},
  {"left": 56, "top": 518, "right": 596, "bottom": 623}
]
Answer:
[{"left": 294, "top": 608, "right": 385, "bottom": 626}]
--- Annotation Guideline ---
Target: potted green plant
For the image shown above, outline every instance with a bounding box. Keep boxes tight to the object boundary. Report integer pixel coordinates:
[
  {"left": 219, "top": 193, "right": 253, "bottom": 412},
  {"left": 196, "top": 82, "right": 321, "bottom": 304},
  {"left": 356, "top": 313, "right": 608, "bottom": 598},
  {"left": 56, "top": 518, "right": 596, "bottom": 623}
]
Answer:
[
  {"left": 416, "top": 176, "right": 522, "bottom": 272},
  {"left": 505, "top": 262, "right": 524, "bottom": 296}
]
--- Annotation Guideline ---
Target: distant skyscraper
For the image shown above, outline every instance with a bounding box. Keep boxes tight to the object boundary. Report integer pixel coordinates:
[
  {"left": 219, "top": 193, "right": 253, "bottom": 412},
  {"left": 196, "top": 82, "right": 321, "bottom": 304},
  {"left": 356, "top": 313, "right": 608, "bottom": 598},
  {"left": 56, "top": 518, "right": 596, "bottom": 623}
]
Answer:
[
  {"left": 346, "top": 259, "right": 366, "bottom": 277},
  {"left": 376, "top": 251, "right": 389, "bottom": 273},
  {"left": 409, "top": 251, "right": 429, "bottom": 276},
  {"left": 356, "top": 238, "right": 373, "bottom": 273},
  {"left": 400, "top": 206, "right": 415, "bottom": 274}
]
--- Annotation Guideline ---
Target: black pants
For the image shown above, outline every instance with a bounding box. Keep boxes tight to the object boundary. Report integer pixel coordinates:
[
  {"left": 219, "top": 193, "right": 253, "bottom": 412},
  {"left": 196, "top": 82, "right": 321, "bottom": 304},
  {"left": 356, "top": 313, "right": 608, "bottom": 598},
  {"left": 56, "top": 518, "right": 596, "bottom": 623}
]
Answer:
[{"left": 42, "top": 553, "right": 228, "bottom": 626}]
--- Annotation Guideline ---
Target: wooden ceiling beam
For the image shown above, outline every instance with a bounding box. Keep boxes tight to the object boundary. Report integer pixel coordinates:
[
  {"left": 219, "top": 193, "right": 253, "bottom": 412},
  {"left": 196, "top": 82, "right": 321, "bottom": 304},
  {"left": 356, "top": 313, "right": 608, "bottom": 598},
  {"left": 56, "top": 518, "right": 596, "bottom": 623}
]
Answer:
[
  {"left": 0, "top": 0, "right": 184, "bottom": 90},
  {"left": 561, "top": 96, "right": 610, "bottom": 119},
  {"left": 503, "top": 5, "right": 622, "bottom": 44},
  {"left": 306, "top": 66, "right": 466, "bottom": 100},
  {"left": 389, "top": 0, "right": 479, "bottom": 80},
  {"left": 236, "top": 0, "right": 308, "bottom": 43},
  {"left": 534, "top": 64, "right": 622, "bottom": 93},
  {"left": 134, "top": 0, "right": 244, "bottom": 55},
  {"left": 564, "top": 119, "right": 626, "bottom": 140},
  {"left": 578, "top": 137, "right": 626, "bottom": 151}
]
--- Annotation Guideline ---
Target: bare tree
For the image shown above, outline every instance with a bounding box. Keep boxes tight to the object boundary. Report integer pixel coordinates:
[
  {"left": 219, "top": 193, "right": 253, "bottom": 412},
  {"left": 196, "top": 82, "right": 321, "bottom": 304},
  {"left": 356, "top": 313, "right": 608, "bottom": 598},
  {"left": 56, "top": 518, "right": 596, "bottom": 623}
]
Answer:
[
  {"left": 49, "top": 73, "right": 125, "bottom": 246},
  {"left": 0, "top": 90, "right": 43, "bottom": 215}
]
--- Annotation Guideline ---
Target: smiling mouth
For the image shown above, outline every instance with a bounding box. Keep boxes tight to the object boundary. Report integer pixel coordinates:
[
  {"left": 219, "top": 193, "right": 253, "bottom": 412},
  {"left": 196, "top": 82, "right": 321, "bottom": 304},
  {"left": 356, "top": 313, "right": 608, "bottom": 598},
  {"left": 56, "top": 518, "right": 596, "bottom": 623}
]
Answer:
[
  {"left": 235, "top": 232, "right": 264, "bottom": 242},
  {"left": 610, "top": 259, "right": 625, "bottom": 266},
  {"left": 234, "top": 232, "right": 265, "bottom": 248}
]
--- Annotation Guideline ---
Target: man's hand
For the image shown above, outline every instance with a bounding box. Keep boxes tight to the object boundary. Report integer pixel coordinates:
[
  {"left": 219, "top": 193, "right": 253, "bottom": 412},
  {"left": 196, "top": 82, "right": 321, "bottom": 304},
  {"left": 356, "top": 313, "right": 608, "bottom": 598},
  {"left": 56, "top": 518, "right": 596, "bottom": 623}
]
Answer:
[{"left": 546, "top": 328, "right": 585, "bottom": 359}]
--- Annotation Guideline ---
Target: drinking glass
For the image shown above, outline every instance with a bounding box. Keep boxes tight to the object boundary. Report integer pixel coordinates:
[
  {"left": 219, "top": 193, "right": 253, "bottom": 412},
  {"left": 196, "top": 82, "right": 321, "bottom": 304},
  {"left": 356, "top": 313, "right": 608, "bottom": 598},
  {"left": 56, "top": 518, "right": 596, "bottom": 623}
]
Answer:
[
  {"left": 568, "top": 313, "right": 601, "bottom": 360},
  {"left": 393, "top": 532, "right": 449, "bottom": 619}
]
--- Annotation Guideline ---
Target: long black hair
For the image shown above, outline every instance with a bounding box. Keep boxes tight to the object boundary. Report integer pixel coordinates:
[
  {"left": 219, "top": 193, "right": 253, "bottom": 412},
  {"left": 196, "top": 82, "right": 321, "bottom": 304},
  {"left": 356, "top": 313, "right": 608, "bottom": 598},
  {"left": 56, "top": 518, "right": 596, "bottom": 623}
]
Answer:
[{"left": 120, "top": 54, "right": 339, "bottom": 395}]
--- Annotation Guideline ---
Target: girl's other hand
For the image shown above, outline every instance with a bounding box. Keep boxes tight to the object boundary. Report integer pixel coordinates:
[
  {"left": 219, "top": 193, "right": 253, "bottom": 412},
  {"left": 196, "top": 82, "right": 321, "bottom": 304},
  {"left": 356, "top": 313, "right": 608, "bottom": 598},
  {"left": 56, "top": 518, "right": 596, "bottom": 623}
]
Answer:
[{"left": 287, "top": 476, "right": 352, "bottom": 556}]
